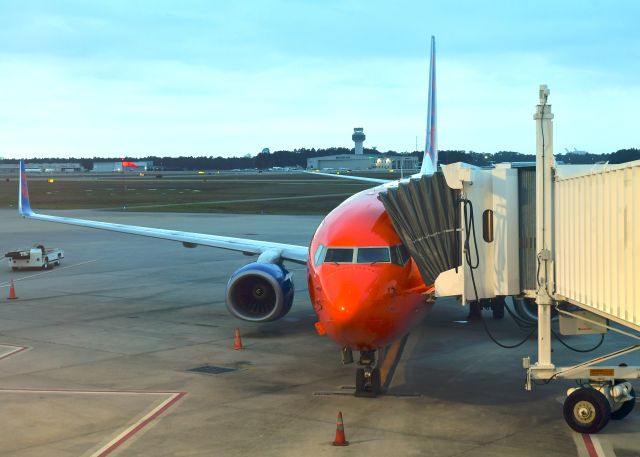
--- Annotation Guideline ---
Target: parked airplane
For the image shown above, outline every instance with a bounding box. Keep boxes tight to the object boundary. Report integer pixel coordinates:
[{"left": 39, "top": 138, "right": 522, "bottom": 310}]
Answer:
[{"left": 18, "top": 37, "right": 440, "bottom": 396}]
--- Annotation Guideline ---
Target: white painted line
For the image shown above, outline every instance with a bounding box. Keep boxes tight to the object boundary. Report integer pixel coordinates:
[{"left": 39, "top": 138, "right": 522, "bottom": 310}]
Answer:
[
  {"left": 0, "top": 344, "right": 29, "bottom": 361},
  {"left": 91, "top": 391, "right": 186, "bottom": 457},
  {"left": 0, "top": 388, "right": 186, "bottom": 456},
  {"left": 591, "top": 435, "right": 609, "bottom": 457},
  {"left": 0, "top": 259, "right": 99, "bottom": 287}
]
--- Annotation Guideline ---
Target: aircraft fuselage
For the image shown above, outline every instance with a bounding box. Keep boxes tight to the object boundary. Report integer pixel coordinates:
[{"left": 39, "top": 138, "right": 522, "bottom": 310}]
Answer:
[{"left": 307, "top": 187, "right": 432, "bottom": 351}]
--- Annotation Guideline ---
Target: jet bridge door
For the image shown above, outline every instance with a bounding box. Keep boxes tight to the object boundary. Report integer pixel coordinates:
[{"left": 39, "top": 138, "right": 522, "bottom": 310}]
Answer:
[{"left": 377, "top": 173, "right": 460, "bottom": 286}]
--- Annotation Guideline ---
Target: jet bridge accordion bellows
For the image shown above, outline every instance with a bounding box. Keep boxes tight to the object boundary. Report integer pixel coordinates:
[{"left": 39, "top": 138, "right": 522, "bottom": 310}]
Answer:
[{"left": 378, "top": 173, "right": 461, "bottom": 285}]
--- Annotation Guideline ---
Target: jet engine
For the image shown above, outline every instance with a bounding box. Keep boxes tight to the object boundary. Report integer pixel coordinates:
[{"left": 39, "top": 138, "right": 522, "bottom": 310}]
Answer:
[{"left": 226, "top": 262, "right": 294, "bottom": 322}]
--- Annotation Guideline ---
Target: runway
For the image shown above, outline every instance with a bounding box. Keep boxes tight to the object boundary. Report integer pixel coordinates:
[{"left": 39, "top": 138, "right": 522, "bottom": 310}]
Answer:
[{"left": 1, "top": 209, "right": 638, "bottom": 456}]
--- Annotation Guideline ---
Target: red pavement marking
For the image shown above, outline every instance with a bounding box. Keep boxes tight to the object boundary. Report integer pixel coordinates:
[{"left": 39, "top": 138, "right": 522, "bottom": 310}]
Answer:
[
  {"left": 96, "top": 391, "right": 187, "bottom": 457},
  {"left": 582, "top": 434, "right": 600, "bottom": 457},
  {"left": 0, "top": 345, "right": 28, "bottom": 361},
  {"left": 0, "top": 388, "right": 186, "bottom": 456}
]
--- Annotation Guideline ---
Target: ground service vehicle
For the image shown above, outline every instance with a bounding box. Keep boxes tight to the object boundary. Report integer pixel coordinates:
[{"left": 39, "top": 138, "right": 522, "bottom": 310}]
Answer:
[{"left": 5, "top": 245, "right": 64, "bottom": 270}]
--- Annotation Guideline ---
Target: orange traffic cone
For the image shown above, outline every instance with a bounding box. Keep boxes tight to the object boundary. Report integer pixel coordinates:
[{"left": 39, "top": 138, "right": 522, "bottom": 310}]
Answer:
[
  {"left": 7, "top": 280, "right": 17, "bottom": 300},
  {"left": 233, "top": 328, "right": 243, "bottom": 350},
  {"left": 332, "top": 411, "right": 349, "bottom": 446}
]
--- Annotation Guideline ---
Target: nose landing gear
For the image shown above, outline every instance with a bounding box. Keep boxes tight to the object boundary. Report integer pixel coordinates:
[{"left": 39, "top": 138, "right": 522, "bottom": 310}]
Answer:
[{"left": 355, "top": 350, "right": 381, "bottom": 397}]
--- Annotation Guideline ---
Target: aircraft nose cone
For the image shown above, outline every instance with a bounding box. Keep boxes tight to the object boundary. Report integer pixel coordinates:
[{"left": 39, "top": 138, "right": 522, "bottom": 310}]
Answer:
[{"left": 318, "top": 267, "right": 395, "bottom": 349}]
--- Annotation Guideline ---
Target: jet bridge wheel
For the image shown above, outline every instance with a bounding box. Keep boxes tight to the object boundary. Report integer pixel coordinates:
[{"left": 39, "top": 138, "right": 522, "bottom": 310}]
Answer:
[{"left": 563, "top": 388, "right": 611, "bottom": 434}]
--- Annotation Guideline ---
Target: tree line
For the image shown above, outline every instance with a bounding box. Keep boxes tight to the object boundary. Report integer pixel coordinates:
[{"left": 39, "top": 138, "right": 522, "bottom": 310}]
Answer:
[{"left": 2, "top": 148, "right": 638, "bottom": 171}]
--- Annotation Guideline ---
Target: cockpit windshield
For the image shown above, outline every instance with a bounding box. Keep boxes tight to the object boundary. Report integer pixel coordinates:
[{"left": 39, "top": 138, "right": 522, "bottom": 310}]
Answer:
[
  {"left": 356, "top": 247, "right": 390, "bottom": 264},
  {"left": 319, "top": 244, "right": 410, "bottom": 266},
  {"left": 324, "top": 248, "right": 354, "bottom": 263}
]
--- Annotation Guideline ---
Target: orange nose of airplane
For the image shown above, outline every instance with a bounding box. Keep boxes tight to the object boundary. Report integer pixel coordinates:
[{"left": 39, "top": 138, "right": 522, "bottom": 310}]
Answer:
[{"left": 314, "top": 264, "right": 427, "bottom": 350}]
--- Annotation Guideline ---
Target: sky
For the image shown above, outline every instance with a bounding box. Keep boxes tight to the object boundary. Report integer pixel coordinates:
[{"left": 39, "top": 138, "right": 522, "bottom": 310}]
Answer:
[{"left": 1, "top": 0, "right": 639, "bottom": 159}]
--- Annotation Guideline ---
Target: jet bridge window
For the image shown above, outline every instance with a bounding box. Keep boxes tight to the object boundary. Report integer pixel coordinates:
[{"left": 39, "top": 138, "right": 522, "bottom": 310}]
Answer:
[
  {"left": 324, "top": 248, "right": 354, "bottom": 263},
  {"left": 482, "top": 209, "right": 494, "bottom": 243},
  {"left": 356, "top": 247, "right": 391, "bottom": 264}
]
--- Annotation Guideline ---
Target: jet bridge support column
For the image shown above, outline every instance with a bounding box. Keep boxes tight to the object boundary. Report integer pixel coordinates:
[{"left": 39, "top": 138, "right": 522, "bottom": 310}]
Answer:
[{"left": 533, "top": 84, "right": 555, "bottom": 372}]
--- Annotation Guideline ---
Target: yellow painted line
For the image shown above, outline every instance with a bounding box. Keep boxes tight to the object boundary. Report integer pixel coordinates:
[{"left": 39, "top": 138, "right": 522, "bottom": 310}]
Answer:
[{"left": 379, "top": 334, "right": 409, "bottom": 391}]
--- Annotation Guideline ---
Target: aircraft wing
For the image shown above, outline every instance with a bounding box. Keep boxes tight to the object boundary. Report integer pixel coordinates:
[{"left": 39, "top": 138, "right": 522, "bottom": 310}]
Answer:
[
  {"left": 304, "top": 170, "right": 391, "bottom": 184},
  {"left": 18, "top": 161, "right": 308, "bottom": 265}
]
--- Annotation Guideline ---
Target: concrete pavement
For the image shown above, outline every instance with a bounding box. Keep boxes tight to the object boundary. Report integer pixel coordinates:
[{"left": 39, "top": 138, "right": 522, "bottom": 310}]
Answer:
[{"left": 1, "top": 209, "right": 638, "bottom": 456}]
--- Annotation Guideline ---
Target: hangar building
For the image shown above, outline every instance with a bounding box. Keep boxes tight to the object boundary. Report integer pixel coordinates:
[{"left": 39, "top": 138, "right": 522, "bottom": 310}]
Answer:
[
  {"left": 306, "top": 155, "right": 419, "bottom": 171},
  {"left": 92, "top": 161, "right": 154, "bottom": 172},
  {"left": 307, "top": 154, "right": 375, "bottom": 170},
  {"left": 0, "top": 163, "right": 85, "bottom": 174}
]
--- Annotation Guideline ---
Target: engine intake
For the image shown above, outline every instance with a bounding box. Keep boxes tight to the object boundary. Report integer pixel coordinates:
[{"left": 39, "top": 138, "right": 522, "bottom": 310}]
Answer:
[{"left": 226, "top": 263, "right": 294, "bottom": 322}]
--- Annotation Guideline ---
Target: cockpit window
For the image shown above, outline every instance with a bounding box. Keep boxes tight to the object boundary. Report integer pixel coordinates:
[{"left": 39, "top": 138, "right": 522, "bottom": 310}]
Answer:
[
  {"left": 324, "top": 248, "right": 354, "bottom": 263},
  {"left": 314, "top": 244, "right": 326, "bottom": 267},
  {"left": 356, "top": 247, "right": 390, "bottom": 264},
  {"left": 319, "top": 245, "right": 409, "bottom": 265}
]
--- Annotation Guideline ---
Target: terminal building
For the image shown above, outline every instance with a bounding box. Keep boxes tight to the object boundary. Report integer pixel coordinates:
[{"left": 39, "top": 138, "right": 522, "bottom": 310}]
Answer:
[
  {"left": 306, "top": 153, "right": 418, "bottom": 171},
  {"left": 0, "top": 163, "right": 85, "bottom": 174},
  {"left": 307, "top": 154, "right": 375, "bottom": 170},
  {"left": 375, "top": 156, "right": 419, "bottom": 170},
  {"left": 92, "top": 161, "right": 154, "bottom": 172}
]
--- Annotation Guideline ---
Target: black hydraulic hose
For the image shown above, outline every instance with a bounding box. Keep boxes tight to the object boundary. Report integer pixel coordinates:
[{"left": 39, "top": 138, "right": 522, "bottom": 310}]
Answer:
[
  {"left": 503, "top": 300, "right": 538, "bottom": 330},
  {"left": 459, "top": 197, "right": 534, "bottom": 349},
  {"left": 551, "top": 329, "right": 605, "bottom": 353},
  {"left": 459, "top": 197, "right": 605, "bottom": 352},
  {"left": 461, "top": 199, "right": 479, "bottom": 270},
  {"left": 481, "top": 315, "right": 537, "bottom": 349}
]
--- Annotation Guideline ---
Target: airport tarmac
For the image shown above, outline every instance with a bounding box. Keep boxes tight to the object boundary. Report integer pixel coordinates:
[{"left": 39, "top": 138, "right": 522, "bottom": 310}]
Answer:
[{"left": 1, "top": 208, "right": 638, "bottom": 457}]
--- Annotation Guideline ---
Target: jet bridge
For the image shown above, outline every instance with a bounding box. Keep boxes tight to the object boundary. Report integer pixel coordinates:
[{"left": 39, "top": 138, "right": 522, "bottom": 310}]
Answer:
[
  {"left": 380, "top": 84, "right": 640, "bottom": 434},
  {"left": 524, "top": 85, "right": 640, "bottom": 434},
  {"left": 377, "top": 173, "right": 460, "bottom": 287}
]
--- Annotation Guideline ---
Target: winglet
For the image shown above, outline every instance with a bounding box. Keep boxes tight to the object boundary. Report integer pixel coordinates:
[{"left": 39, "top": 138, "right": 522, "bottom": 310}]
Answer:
[
  {"left": 19, "top": 160, "right": 33, "bottom": 216},
  {"left": 420, "top": 35, "right": 437, "bottom": 176}
]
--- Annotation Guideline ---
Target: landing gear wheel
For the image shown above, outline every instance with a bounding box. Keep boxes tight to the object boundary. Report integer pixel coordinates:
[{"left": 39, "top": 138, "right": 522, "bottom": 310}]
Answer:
[
  {"left": 611, "top": 382, "right": 635, "bottom": 420},
  {"left": 491, "top": 296, "right": 505, "bottom": 320},
  {"left": 370, "top": 368, "right": 381, "bottom": 394},
  {"left": 355, "top": 367, "right": 381, "bottom": 398},
  {"left": 12, "top": 267, "right": 18, "bottom": 271},
  {"left": 355, "top": 368, "right": 365, "bottom": 393},
  {"left": 563, "top": 388, "right": 611, "bottom": 434}
]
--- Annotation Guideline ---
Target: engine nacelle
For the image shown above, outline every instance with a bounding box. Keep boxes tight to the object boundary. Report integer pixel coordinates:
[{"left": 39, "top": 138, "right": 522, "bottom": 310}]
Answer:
[{"left": 226, "top": 262, "right": 294, "bottom": 322}]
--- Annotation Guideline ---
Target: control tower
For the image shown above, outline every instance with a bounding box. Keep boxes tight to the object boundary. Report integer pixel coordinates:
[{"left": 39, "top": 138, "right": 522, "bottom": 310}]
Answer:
[{"left": 352, "top": 127, "right": 366, "bottom": 155}]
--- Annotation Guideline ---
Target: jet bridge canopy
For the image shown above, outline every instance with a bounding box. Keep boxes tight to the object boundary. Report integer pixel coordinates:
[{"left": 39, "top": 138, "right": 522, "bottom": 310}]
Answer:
[{"left": 377, "top": 173, "right": 460, "bottom": 285}]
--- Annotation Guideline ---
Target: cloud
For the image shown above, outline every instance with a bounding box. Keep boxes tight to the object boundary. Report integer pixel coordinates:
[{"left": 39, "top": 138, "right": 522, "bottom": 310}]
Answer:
[{"left": 0, "top": 1, "right": 638, "bottom": 158}]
